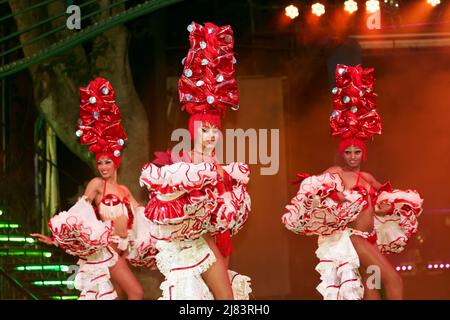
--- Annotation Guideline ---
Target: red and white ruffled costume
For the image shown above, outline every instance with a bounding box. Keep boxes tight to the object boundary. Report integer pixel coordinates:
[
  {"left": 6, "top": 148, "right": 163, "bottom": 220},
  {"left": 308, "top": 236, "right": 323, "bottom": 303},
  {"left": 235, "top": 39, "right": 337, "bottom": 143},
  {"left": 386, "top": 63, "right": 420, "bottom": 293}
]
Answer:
[
  {"left": 136, "top": 160, "right": 252, "bottom": 300},
  {"left": 49, "top": 198, "right": 155, "bottom": 300},
  {"left": 49, "top": 197, "right": 119, "bottom": 300},
  {"left": 126, "top": 206, "right": 159, "bottom": 270},
  {"left": 282, "top": 173, "right": 423, "bottom": 300}
]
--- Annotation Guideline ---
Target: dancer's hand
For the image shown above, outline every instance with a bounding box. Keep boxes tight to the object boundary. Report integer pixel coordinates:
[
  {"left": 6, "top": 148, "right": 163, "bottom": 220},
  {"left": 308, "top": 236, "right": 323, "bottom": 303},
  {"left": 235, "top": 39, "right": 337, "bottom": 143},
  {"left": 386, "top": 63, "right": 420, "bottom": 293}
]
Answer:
[{"left": 30, "top": 233, "right": 55, "bottom": 246}]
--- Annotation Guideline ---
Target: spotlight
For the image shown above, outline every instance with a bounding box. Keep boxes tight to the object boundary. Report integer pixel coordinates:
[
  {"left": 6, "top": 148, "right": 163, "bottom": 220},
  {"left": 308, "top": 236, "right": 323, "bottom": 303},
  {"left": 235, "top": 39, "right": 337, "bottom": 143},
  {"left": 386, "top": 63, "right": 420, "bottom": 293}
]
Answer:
[
  {"left": 427, "top": 264, "right": 433, "bottom": 269},
  {"left": 440, "top": 264, "right": 445, "bottom": 269},
  {"left": 285, "top": 4, "right": 300, "bottom": 19},
  {"left": 344, "top": 0, "right": 358, "bottom": 14},
  {"left": 407, "top": 265, "right": 413, "bottom": 271},
  {"left": 384, "top": 0, "right": 399, "bottom": 7},
  {"left": 396, "top": 266, "right": 400, "bottom": 271},
  {"left": 446, "top": 264, "right": 450, "bottom": 268},
  {"left": 434, "top": 264, "right": 439, "bottom": 269},
  {"left": 312, "top": 3, "right": 325, "bottom": 17},
  {"left": 366, "top": 0, "right": 380, "bottom": 13},
  {"left": 427, "top": 0, "right": 440, "bottom": 7},
  {"left": 401, "top": 266, "right": 407, "bottom": 271}
]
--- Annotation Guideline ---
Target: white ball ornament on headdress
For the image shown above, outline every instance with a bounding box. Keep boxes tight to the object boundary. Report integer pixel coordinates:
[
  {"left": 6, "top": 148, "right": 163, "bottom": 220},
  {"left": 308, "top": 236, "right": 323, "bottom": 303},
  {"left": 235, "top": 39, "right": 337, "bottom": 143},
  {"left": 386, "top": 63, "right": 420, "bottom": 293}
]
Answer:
[
  {"left": 216, "top": 74, "right": 224, "bottom": 83},
  {"left": 207, "top": 96, "right": 215, "bottom": 104}
]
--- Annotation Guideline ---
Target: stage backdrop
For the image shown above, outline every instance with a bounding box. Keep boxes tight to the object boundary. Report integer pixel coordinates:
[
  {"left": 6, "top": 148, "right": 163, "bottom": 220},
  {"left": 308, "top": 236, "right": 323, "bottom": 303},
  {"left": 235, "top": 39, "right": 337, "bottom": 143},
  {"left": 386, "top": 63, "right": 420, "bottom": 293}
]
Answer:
[{"left": 224, "top": 76, "right": 291, "bottom": 299}]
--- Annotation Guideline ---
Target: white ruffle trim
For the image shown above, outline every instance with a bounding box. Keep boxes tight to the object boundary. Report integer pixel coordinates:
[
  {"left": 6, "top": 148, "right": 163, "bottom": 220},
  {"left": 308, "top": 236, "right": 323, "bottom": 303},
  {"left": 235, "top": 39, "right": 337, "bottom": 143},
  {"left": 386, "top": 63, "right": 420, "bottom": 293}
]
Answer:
[
  {"left": 49, "top": 197, "right": 113, "bottom": 257},
  {"left": 155, "top": 238, "right": 216, "bottom": 278},
  {"left": 282, "top": 173, "right": 365, "bottom": 236},
  {"left": 159, "top": 269, "right": 253, "bottom": 300},
  {"left": 127, "top": 207, "right": 158, "bottom": 269},
  {"left": 375, "top": 189, "right": 423, "bottom": 254},
  {"left": 140, "top": 162, "right": 217, "bottom": 192},
  {"left": 155, "top": 238, "right": 253, "bottom": 300},
  {"left": 140, "top": 162, "right": 249, "bottom": 190},
  {"left": 229, "top": 270, "right": 252, "bottom": 300},
  {"left": 75, "top": 247, "right": 118, "bottom": 300},
  {"left": 222, "top": 163, "right": 250, "bottom": 184},
  {"left": 315, "top": 230, "right": 364, "bottom": 300},
  {"left": 156, "top": 238, "right": 216, "bottom": 300},
  {"left": 214, "top": 185, "right": 251, "bottom": 236}
]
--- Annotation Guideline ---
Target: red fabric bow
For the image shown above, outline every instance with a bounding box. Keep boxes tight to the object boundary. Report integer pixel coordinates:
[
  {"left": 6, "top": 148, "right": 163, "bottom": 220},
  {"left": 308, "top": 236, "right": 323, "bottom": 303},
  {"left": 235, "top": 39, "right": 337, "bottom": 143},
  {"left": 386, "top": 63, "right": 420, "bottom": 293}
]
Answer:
[
  {"left": 378, "top": 181, "right": 393, "bottom": 193},
  {"left": 152, "top": 150, "right": 174, "bottom": 166},
  {"left": 291, "top": 172, "right": 311, "bottom": 185}
]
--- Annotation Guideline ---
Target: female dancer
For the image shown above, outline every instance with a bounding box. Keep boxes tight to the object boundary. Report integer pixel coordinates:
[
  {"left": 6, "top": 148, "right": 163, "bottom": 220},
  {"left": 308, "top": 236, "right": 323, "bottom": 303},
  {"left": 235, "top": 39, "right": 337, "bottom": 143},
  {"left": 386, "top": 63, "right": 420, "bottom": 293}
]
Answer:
[
  {"left": 282, "top": 64, "right": 423, "bottom": 300},
  {"left": 186, "top": 115, "right": 235, "bottom": 270},
  {"left": 32, "top": 78, "right": 145, "bottom": 300},
  {"left": 137, "top": 22, "right": 251, "bottom": 300}
]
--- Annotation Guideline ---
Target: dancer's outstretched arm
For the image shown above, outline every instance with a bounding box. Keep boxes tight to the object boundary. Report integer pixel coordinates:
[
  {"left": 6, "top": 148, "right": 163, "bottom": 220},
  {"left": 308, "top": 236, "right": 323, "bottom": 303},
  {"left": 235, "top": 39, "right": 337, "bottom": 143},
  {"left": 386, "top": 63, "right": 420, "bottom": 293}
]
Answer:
[{"left": 30, "top": 233, "right": 55, "bottom": 245}]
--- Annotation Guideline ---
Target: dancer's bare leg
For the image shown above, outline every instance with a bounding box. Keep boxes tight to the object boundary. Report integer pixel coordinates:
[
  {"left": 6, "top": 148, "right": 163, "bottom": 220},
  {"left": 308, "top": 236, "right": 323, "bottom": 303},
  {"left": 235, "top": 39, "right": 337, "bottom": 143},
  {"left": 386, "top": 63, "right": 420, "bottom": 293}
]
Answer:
[
  {"left": 109, "top": 255, "right": 144, "bottom": 300},
  {"left": 223, "top": 255, "right": 230, "bottom": 270},
  {"left": 201, "top": 234, "right": 233, "bottom": 300},
  {"left": 110, "top": 277, "right": 126, "bottom": 300},
  {"left": 351, "top": 236, "right": 403, "bottom": 300},
  {"left": 359, "top": 266, "right": 381, "bottom": 300}
]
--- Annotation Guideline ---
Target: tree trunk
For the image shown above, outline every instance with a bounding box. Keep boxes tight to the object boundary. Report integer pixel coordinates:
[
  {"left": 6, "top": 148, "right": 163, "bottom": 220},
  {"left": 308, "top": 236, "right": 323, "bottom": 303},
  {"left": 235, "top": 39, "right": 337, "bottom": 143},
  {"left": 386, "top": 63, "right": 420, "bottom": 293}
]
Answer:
[{"left": 9, "top": 1, "right": 150, "bottom": 198}]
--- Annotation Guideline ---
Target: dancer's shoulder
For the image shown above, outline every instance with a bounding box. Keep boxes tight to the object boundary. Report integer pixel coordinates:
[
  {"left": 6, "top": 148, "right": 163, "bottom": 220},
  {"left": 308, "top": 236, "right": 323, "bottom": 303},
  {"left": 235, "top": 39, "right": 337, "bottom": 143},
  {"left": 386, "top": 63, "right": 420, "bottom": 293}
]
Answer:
[
  {"left": 324, "top": 166, "right": 342, "bottom": 174},
  {"left": 85, "top": 177, "right": 104, "bottom": 193},
  {"left": 83, "top": 177, "right": 103, "bottom": 201},
  {"left": 88, "top": 177, "right": 103, "bottom": 186}
]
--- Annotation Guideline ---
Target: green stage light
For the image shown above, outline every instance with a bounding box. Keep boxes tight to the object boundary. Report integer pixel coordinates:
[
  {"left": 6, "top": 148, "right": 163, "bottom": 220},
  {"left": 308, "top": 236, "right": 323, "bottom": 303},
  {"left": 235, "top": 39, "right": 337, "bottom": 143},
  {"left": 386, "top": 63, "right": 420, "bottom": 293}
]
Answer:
[
  {"left": 0, "top": 223, "right": 19, "bottom": 229},
  {"left": 0, "top": 210, "right": 3, "bottom": 216},
  {"left": 31, "top": 280, "right": 74, "bottom": 287},
  {"left": 15, "top": 265, "right": 70, "bottom": 272},
  {"left": 50, "top": 296, "right": 78, "bottom": 300},
  {"left": 0, "top": 235, "right": 35, "bottom": 243},
  {"left": 0, "top": 250, "right": 52, "bottom": 257}
]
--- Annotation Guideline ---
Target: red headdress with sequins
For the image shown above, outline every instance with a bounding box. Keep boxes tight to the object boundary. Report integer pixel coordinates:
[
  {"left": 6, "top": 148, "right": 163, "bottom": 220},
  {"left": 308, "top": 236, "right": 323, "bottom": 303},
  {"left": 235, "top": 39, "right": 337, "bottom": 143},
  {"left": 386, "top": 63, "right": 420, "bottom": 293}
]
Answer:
[
  {"left": 76, "top": 77, "right": 127, "bottom": 168},
  {"left": 329, "top": 64, "right": 382, "bottom": 161},
  {"left": 178, "top": 21, "right": 239, "bottom": 137}
]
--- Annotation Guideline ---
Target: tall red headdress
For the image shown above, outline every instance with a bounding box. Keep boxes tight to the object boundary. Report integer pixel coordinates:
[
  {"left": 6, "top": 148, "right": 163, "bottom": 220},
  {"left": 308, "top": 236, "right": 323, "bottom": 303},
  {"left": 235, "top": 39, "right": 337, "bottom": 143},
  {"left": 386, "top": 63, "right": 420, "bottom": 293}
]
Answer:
[
  {"left": 76, "top": 77, "right": 127, "bottom": 167},
  {"left": 178, "top": 22, "right": 239, "bottom": 136},
  {"left": 329, "top": 64, "right": 382, "bottom": 160}
]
